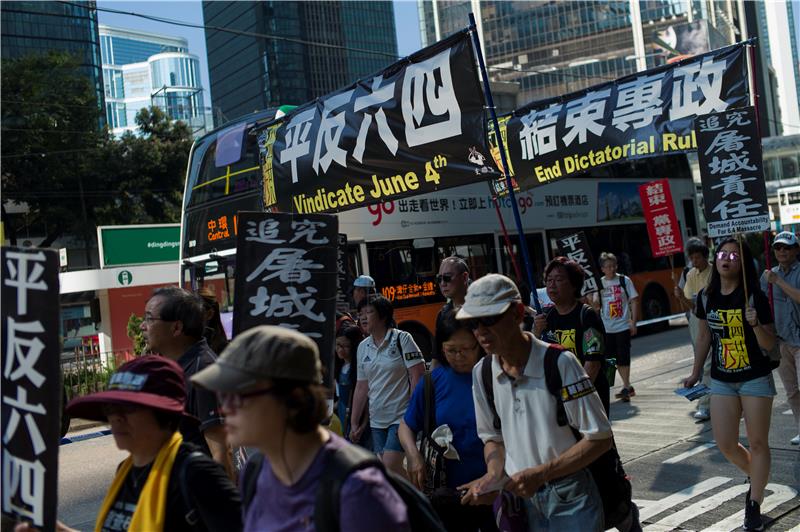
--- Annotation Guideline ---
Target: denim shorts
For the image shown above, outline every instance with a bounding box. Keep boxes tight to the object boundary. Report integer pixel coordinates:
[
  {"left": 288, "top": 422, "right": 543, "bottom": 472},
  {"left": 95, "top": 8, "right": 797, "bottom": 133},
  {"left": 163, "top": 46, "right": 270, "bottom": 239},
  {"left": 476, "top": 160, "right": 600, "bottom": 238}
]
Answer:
[
  {"left": 710, "top": 374, "right": 776, "bottom": 398},
  {"left": 371, "top": 423, "right": 403, "bottom": 454},
  {"left": 524, "top": 468, "right": 604, "bottom": 532}
]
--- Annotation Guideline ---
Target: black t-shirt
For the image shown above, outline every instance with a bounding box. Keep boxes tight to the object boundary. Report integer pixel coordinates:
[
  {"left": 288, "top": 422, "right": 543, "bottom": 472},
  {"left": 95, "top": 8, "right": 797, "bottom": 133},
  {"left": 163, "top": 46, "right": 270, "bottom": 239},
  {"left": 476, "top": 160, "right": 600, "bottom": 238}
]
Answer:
[
  {"left": 178, "top": 339, "right": 224, "bottom": 454},
  {"left": 102, "top": 442, "right": 242, "bottom": 532},
  {"left": 695, "top": 285, "right": 774, "bottom": 382},
  {"left": 541, "top": 304, "right": 605, "bottom": 364}
]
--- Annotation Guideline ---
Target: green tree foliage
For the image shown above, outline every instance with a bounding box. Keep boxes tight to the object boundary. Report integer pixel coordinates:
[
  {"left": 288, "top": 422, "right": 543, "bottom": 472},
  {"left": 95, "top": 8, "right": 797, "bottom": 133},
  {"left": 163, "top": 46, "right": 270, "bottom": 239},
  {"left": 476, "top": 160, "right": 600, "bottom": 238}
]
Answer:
[
  {"left": 2, "top": 52, "right": 193, "bottom": 249},
  {"left": 126, "top": 313, "right": 148, "bottom": 355}
]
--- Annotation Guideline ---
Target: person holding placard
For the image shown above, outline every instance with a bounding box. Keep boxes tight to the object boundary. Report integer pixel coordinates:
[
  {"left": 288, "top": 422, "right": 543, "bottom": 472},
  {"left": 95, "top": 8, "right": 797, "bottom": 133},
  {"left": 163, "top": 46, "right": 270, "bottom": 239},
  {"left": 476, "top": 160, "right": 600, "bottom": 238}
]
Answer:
[{"left": 683, "top": 238, "right": 777, "bottom": 532}]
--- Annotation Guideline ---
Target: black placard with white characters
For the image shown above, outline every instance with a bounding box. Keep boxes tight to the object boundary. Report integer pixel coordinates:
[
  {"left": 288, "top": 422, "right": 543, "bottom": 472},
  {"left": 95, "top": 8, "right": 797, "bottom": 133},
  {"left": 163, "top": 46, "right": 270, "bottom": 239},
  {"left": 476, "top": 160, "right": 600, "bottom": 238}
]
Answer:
[{"left": 556, "top": 231, "right": 602, "bottom": 296}]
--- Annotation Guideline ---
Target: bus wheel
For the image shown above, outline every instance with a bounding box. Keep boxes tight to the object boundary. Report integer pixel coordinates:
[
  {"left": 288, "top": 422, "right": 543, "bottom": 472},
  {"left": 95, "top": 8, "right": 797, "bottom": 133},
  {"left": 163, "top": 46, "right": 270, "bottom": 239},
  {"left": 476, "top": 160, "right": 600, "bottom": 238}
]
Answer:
[
  {"left": 641, "top": 285, "right": 669, "bottom": 333},
  {"left": 397, "top": 321, "right": 434, "bottom": 362}
]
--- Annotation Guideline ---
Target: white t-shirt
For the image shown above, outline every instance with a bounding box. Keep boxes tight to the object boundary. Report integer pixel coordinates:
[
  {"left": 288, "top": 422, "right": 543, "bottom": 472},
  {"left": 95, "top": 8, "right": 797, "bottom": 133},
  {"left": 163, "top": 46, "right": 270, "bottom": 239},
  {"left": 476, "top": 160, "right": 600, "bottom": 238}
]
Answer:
[
  {"left": 472, "top": 334, "right": 612, "bottom": 476},
  {"left": 357, "top": 328, "right": 424, "bottom": 428},
  {"left": 598, "top": 275, "right": 638, "bottom": 334}
]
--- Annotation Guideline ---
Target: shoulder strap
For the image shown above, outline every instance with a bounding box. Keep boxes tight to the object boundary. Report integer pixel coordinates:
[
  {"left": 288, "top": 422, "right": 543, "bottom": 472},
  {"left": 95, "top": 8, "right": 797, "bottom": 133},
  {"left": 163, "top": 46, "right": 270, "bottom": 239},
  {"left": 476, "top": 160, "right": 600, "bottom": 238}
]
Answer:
[
  {"left": 618, "top": 274, "right": 630, "bottom": 300},
  {"left": 543, "top": 345, "right": 582, "bottom": 441},
  {"left": 241, "top": 452, "right": 265, "bottom": 511},
  {"left": 178, "top": 449, "right": 207, "bottom": 527},
  {"left": 314, "top": 444, "right": 381, "bottom": 532},
  {"left": 480, "top": 356, "right": 501, "bottom": 430},
  {"left": 423, "top": 370, "right": 435, "bottom": 437}
]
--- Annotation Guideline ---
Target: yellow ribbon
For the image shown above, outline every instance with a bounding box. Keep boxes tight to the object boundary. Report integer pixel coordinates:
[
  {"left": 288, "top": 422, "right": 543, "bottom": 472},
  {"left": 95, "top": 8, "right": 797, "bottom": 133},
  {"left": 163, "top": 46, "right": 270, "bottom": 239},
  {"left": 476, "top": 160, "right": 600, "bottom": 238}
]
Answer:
[{"left": 95, "top": 431, "right": 183, "bottom": 532}]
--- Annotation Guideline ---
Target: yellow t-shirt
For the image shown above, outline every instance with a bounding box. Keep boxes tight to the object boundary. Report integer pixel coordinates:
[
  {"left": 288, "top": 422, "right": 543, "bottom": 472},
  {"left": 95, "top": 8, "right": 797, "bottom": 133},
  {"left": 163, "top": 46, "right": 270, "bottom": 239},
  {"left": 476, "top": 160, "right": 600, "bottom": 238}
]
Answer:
[{"left": 683, "top": 264, "right": 713, "bottom": 301}]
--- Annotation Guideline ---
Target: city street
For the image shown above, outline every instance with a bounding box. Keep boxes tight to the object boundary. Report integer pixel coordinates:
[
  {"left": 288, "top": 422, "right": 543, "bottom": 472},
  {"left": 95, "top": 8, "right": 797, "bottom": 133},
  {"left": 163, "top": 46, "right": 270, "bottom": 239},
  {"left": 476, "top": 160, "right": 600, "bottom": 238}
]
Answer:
[{"left": 57, "top": 321, "right": 800, "bottom": 531}]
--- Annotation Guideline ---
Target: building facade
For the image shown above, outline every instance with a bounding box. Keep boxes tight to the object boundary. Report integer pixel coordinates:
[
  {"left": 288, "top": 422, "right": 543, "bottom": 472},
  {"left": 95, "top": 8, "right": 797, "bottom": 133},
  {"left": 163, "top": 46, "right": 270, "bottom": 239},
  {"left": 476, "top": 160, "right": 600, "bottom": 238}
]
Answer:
[
  {"left": 202, "top": 0, "right": 398, "bottom": 124},
  {"left": 1, "top": 0, "right": 104, "bottom": 114},
  {"left": 99, "top": 25, "right": 207, "bottom": 136},
  {"left": 419, "top": 0, "right": 737, "bottom": 108}
]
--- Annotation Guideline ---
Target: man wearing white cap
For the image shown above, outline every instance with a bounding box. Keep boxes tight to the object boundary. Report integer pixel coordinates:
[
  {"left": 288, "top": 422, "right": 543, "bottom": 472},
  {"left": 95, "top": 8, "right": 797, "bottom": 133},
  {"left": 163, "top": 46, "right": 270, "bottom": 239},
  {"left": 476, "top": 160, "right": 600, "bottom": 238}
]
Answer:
[
  {"left": 761, "top": 231, "right": 800, "bottom": 445},
  {"left": 455, "top": 274, "right": 635, "bottom": 531}
]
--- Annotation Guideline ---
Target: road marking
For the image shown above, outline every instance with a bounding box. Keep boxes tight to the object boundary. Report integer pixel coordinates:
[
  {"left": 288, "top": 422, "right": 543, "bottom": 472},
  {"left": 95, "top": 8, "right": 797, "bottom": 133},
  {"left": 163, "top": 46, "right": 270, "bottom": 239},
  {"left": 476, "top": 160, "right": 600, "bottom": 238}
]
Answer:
[
  {"left": 638, "top": 476, "right": 731, "bottom": 521},
  {"left": 60, "top": 429, "right": 111, "bottom": 445},
  {"left": 784, "top": 408, "right": 793, "bottom": 415},
  {"left": 675, "top": 356, "right": 694, "bottom": 364},
  {"left": 644, "top": 482, "right": 749, "bottom": 530},
  {"left": 699, "top": 483, "right": 798, "bottom": 532},
  {"left": 662, "top": 442, "right": 716, "bottom": 464}
]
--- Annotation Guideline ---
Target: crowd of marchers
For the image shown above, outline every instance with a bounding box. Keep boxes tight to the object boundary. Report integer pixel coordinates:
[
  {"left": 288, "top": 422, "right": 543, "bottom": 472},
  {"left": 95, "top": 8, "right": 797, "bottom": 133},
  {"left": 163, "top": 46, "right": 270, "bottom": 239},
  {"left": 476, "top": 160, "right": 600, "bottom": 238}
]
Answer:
[{"left": 14, "top": 230, "right": 800, "bottom": 532}]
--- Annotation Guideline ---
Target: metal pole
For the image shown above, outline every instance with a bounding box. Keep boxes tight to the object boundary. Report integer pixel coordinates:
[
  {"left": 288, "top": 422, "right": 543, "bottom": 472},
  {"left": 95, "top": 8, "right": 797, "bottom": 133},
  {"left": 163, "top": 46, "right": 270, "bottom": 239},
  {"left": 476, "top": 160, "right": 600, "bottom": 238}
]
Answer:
[{"left": 468, "top": 13, "right": 542, "bottom": 312}]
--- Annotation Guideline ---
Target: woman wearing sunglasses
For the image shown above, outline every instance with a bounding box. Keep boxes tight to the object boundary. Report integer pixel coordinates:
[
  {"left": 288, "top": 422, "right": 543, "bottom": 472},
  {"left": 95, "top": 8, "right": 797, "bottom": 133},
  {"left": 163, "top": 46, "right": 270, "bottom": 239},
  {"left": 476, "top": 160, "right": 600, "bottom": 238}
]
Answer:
[
  {"left": 683, "top": 237, "right": 776, "bottom": 531},
  {"left": 533, "top": 257, "right": 611, "bottom": 414},
  {"left": 398, "top": 311, "right": 498, "bottom": 532},
  {"left": 15, "top": 356, "right": 241, "bottom": 532},
  {"left": 191, "top": 326, "right": 411, "bottom": 532}
]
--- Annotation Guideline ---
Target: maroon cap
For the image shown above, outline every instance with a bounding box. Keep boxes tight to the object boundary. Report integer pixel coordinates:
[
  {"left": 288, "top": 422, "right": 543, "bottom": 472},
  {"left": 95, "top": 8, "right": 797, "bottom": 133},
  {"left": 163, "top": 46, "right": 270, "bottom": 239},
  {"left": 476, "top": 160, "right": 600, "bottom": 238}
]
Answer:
[{"left": 67, "top": 355, "right": 192, "bottom": 422}]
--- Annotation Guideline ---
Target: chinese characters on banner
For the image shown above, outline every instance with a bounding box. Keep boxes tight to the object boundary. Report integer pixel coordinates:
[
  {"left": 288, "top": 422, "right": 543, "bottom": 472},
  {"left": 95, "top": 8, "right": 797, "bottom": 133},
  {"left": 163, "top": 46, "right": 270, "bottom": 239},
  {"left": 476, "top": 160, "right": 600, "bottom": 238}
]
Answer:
[
  {"left": 1, "top": 247, "right": 60, "bottom": 530},
  {"left": 256, "top": 30, "right": 501, "bottom": 214},
  {"left": 556, "top": 232, "right": 602, "bottom": 296},
  {"left": 695, "top": 106, "right": 769, "bottom": 237},
  {"left": 496, "top": 42, "right": 748, "bottom": 191},
  {"left": 233, "top": 213, "right": 338, "bottom": 387},
  {"left": 336, "top": 234, "right": 350, "bottom": 314},
  {"left": 638, "top": 179, "right": 684, "bottom": 257}
]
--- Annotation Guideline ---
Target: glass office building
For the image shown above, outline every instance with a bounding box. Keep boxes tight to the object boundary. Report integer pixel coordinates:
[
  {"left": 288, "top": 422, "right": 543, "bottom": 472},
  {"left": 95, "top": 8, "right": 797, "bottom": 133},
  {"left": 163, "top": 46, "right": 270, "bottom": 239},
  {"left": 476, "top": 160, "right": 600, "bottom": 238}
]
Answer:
[
  {"left": 99, "top": 26, "right": 206, "bottom": 136},
  {"left": 1, "top": 0, "right": 104, "bottom": 113},
  {"left": 203, "top": 1, "right": 398, "bottom": 124},
  {"left": 420, "top": 0, "right": 736, "bottom": 106}
]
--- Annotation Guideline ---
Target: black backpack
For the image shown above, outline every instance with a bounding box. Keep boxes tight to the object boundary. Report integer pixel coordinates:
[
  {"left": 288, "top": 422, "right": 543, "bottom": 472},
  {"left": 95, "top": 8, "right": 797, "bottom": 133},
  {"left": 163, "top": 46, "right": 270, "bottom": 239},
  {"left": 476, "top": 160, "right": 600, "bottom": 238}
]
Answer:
[
  {"left": 480, "top": 346, "right": 633, "bottom": 530},
  {"left": 241, "top": 444, "right": 446, "bottom": 532}
]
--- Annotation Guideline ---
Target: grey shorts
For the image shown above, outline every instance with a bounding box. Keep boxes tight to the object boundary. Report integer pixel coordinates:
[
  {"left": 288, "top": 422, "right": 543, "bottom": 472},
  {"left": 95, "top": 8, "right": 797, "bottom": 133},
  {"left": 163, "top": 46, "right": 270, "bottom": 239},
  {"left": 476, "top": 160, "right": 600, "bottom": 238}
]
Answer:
[{"left": 710, "top": 374, "right": 776, "bottom": 398}]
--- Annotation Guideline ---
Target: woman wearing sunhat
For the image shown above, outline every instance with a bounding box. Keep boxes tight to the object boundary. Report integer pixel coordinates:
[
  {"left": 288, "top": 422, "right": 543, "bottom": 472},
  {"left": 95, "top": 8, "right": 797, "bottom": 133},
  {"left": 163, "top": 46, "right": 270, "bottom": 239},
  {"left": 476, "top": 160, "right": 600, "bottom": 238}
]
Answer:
[{"left": 18, "top": 355, "right": 241, "bottom": 532}]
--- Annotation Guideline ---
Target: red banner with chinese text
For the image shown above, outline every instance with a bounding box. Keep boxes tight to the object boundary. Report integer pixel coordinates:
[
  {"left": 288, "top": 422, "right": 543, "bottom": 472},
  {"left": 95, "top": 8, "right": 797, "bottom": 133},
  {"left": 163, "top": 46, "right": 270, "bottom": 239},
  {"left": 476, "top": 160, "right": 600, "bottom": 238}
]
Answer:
[{"left": 639, "top": 179, "right": 683, "bottom": 257}]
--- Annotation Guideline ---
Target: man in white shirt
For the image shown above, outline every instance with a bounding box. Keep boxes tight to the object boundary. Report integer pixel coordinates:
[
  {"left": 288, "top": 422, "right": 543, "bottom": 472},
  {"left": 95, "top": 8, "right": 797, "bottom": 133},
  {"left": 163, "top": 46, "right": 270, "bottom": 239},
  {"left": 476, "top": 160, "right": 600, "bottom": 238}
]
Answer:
[{"left": 456, "top": 274, "right": 638, "bottom": 531}]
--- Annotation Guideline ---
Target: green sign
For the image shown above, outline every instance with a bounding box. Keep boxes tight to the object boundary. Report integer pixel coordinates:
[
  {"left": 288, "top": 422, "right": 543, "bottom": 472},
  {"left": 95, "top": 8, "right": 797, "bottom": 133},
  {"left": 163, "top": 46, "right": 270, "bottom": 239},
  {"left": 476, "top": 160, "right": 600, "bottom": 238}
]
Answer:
[{"left": 99, "top": 225, "right": 180, "bottom": 267}]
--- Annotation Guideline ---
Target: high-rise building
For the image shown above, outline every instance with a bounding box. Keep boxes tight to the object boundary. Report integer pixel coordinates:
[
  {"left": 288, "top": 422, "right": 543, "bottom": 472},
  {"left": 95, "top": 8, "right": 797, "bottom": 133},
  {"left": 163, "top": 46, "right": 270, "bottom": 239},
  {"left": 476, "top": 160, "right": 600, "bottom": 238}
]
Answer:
[
  {"left": 99, "top": 26, "right": 207, "bottom": 136},
  {"left": 759, "top": 0, "right": 800, "bottom": 136},
  {"left": 419, "top": 1, "right": 736, "bottom": 107},
  {"left": 202, "top": 1, "right": 398, "bottom": 124},
  {"left": 1, "top": 0, "right": 104, "bottom": 114}
]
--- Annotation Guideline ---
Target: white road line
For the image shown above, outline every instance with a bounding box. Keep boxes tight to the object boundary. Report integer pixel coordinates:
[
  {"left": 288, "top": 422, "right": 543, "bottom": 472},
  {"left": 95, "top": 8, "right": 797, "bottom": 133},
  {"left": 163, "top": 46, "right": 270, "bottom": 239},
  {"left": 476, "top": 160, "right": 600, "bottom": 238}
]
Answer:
[
  {"left": 699, "top": 483, "right": 798, "bottom": 532},
  {"left": 784, "top": 408, "right": 793, "bottom": 415},
  {"left": 638, "top": 477, "right": 731, "bottom": 522},
  {"left": 662, "top": 442, "right": 716, "bottom": 464},
  {"left": 644, "top": 483, "right": 749, "bottom": 531},
  {"left": 675, "top": 356, "right": 695, "bottom": 364}
]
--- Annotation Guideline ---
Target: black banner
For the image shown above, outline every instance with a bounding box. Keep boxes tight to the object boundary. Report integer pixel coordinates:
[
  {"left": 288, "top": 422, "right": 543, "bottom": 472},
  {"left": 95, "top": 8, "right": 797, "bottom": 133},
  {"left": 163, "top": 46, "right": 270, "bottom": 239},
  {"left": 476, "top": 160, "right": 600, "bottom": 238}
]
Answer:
[
  {"left": 695, "top": 106, "right": 769, "bottom": 237},
  {"left": 556, "top": 232, "right": 602, "bottom": 296},
  {"left": 256, "top": 30, "right": 501, "bottom": 214},
  {"left": 1, "top": 247, "right": 61, "bottom": 530},
  {"left": 336, "top": 234, "right": 350, "bottom": 314},
  {"left": 497, "top": 42, "right": 748, "bottom": 191},
  {"left": 232, "top": 213, "right": 338, "bottom": 387}
]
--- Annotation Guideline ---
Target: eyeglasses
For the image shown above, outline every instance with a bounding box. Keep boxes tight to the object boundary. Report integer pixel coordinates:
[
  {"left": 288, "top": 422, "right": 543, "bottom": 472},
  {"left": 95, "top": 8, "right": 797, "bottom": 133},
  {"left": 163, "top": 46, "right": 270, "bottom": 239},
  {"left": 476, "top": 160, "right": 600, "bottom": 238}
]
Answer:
[
  {"left": 217, "top": 387, "right": 276, "bottom": 410},
  {"left": 143, "top": 315, "right": 170, "bottom": 324},
  {"left": 436, "top": 273, "right": 456, "bottom": 284},
  {"left": 715, "top": 251, "right": 740, "bottom": 262},
  {"left": 774, "top": 244, "right": 794, "bottom": 251},
  {"left": 443, "top": 342, "right": 479, "bottom": 357},
  {"left": 464, "top": 311, "right": 508, "bottom": 330},
  {"left": 545, "top": 276, "right": 568, "bottom": 285},
  {"left": 102, "top": 403, "right": 140, "bottom": 417}
]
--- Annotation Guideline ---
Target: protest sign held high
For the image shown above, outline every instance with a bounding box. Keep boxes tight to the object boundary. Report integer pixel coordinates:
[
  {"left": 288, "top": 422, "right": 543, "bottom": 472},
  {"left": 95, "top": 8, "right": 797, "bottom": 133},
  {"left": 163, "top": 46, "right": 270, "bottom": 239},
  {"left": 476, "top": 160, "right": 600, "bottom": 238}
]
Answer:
[
  {"left": 695, "top": 106, "right": 769, "bottom": 238},
  {"left": 639, "top": 179, "right": 684, "bottom": 258},
  {"left": 336, "top": 234, "right": 350, "bottom": 314},
  {"left": 556, "top": 231, "right": 602, "bottom": 296},
  {"left": 257, "top": 29, "right": 500, "bottom": 214},
  {"left": 492, "top": 42, "right": 748, "bottom": 192},
  {"left": 1, "top": 247, "right": 61, "bottom": 531},
  {"left": 233, "top": 213, "right": 338, "bottom": 387}
]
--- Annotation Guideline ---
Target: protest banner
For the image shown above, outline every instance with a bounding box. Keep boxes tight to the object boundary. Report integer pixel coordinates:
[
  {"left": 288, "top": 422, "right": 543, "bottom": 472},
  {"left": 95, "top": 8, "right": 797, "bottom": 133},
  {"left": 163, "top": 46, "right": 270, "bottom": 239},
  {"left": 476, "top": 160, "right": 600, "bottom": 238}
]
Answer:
[
  {"left": 639, "top": 179, "right": 684, "bottom": 257},
  {"left": 1, "top": 247, "right": 61, "bottom": 530},
  {"left": 494, "top": 42, "right": 748, "bottom": 191},
  {"left": 336, "top": 234, "right": 351, "bottom": 314},
  {"left": 556, "top": 231, "right": 602, "bottom": 296},
  {"left": 256, "top": 29, "right": 501, "bottom": 214},
  {"left": 695, "top": 106, "right": 769, "bottom": 238},
  {"left": 232, "top": 213, "right": 338, "bottom": 387}
]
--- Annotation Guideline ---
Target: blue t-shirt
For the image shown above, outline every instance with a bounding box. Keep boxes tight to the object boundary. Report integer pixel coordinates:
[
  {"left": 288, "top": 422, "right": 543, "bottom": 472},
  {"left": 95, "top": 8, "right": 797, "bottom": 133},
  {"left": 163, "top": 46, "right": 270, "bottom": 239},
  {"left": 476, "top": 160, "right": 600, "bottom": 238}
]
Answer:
[{"left": 403, "top": 366, "right": 486, "bottom": 488}]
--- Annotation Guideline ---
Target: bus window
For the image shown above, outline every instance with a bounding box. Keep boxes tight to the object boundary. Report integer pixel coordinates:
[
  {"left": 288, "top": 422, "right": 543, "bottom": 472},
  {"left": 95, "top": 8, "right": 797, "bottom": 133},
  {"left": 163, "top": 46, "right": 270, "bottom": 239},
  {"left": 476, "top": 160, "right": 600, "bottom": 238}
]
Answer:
[
  {"left": 498, "top": 233, "right": 548, "bottom": 289},
  {"left": 189, "top": 132, "right": 261, "bottom": 208},
  {"left": 436, "top": 234, "right": 495, "bottom": 280}
]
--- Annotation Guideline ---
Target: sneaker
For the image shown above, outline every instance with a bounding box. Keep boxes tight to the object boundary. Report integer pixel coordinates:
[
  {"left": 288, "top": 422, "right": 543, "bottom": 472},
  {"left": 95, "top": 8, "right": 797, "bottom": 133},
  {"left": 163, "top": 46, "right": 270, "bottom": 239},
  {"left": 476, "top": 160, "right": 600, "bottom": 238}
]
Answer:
[
  {"left": 693, "top": 409, "right": 710, "bottom": 421},
  {"left": 627, "top": 386, "right": 636, "bottom": 398},
  {"left": 791, "top": 434, "right": 800, "bottom": 445},
  {"left": 744, "top": 495, "right": 764, "bottom": 531}
]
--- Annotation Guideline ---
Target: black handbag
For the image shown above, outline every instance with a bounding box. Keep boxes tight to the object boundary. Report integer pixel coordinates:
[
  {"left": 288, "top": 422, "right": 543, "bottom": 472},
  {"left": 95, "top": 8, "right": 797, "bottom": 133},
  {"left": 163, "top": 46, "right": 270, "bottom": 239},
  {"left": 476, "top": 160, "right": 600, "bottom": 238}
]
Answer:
[{"left": 418, "top": 371, "right": 455, "bottom": 503}]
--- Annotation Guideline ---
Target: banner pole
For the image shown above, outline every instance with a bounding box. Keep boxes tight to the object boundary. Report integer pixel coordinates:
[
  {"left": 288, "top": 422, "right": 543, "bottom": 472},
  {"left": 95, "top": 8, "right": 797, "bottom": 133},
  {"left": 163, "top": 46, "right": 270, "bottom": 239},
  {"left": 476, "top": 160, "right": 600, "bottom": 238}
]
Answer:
[
  {"left": 737, "top": 233, "right": 750, "bottom": 305},
  {"left": 486, "top": 182, "right": 524, "bottom": 283},
  {"left": 747, "top": 40, "right": 774, "bottom": 315},
  {"left": 668, "top": 254, "right": 676, "bottom": 287},
  {"left": 468, "top": 13, "right": 541, "bottom": 313}
]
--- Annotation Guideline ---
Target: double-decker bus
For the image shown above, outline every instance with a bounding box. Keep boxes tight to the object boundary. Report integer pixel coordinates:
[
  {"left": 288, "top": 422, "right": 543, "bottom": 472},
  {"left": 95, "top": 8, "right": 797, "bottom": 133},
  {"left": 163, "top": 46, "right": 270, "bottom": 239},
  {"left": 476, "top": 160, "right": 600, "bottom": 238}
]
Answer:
[{"left": 181, "top": 113, "right": 696, "bottom": 356}]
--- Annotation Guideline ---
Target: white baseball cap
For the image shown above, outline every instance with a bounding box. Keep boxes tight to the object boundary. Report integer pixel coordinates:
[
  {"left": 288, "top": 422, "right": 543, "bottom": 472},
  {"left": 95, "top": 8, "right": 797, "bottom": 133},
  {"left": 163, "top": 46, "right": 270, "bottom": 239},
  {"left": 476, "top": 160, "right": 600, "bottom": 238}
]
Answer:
[
  {"left": 353, "top": 275, "right": 375, "bottom": 288},
  {"left": 456, "top": 274, "right": 521, "bottom": 319},
  {"left": 774, "top": 231, "right": 798, "bottom": 247}
]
